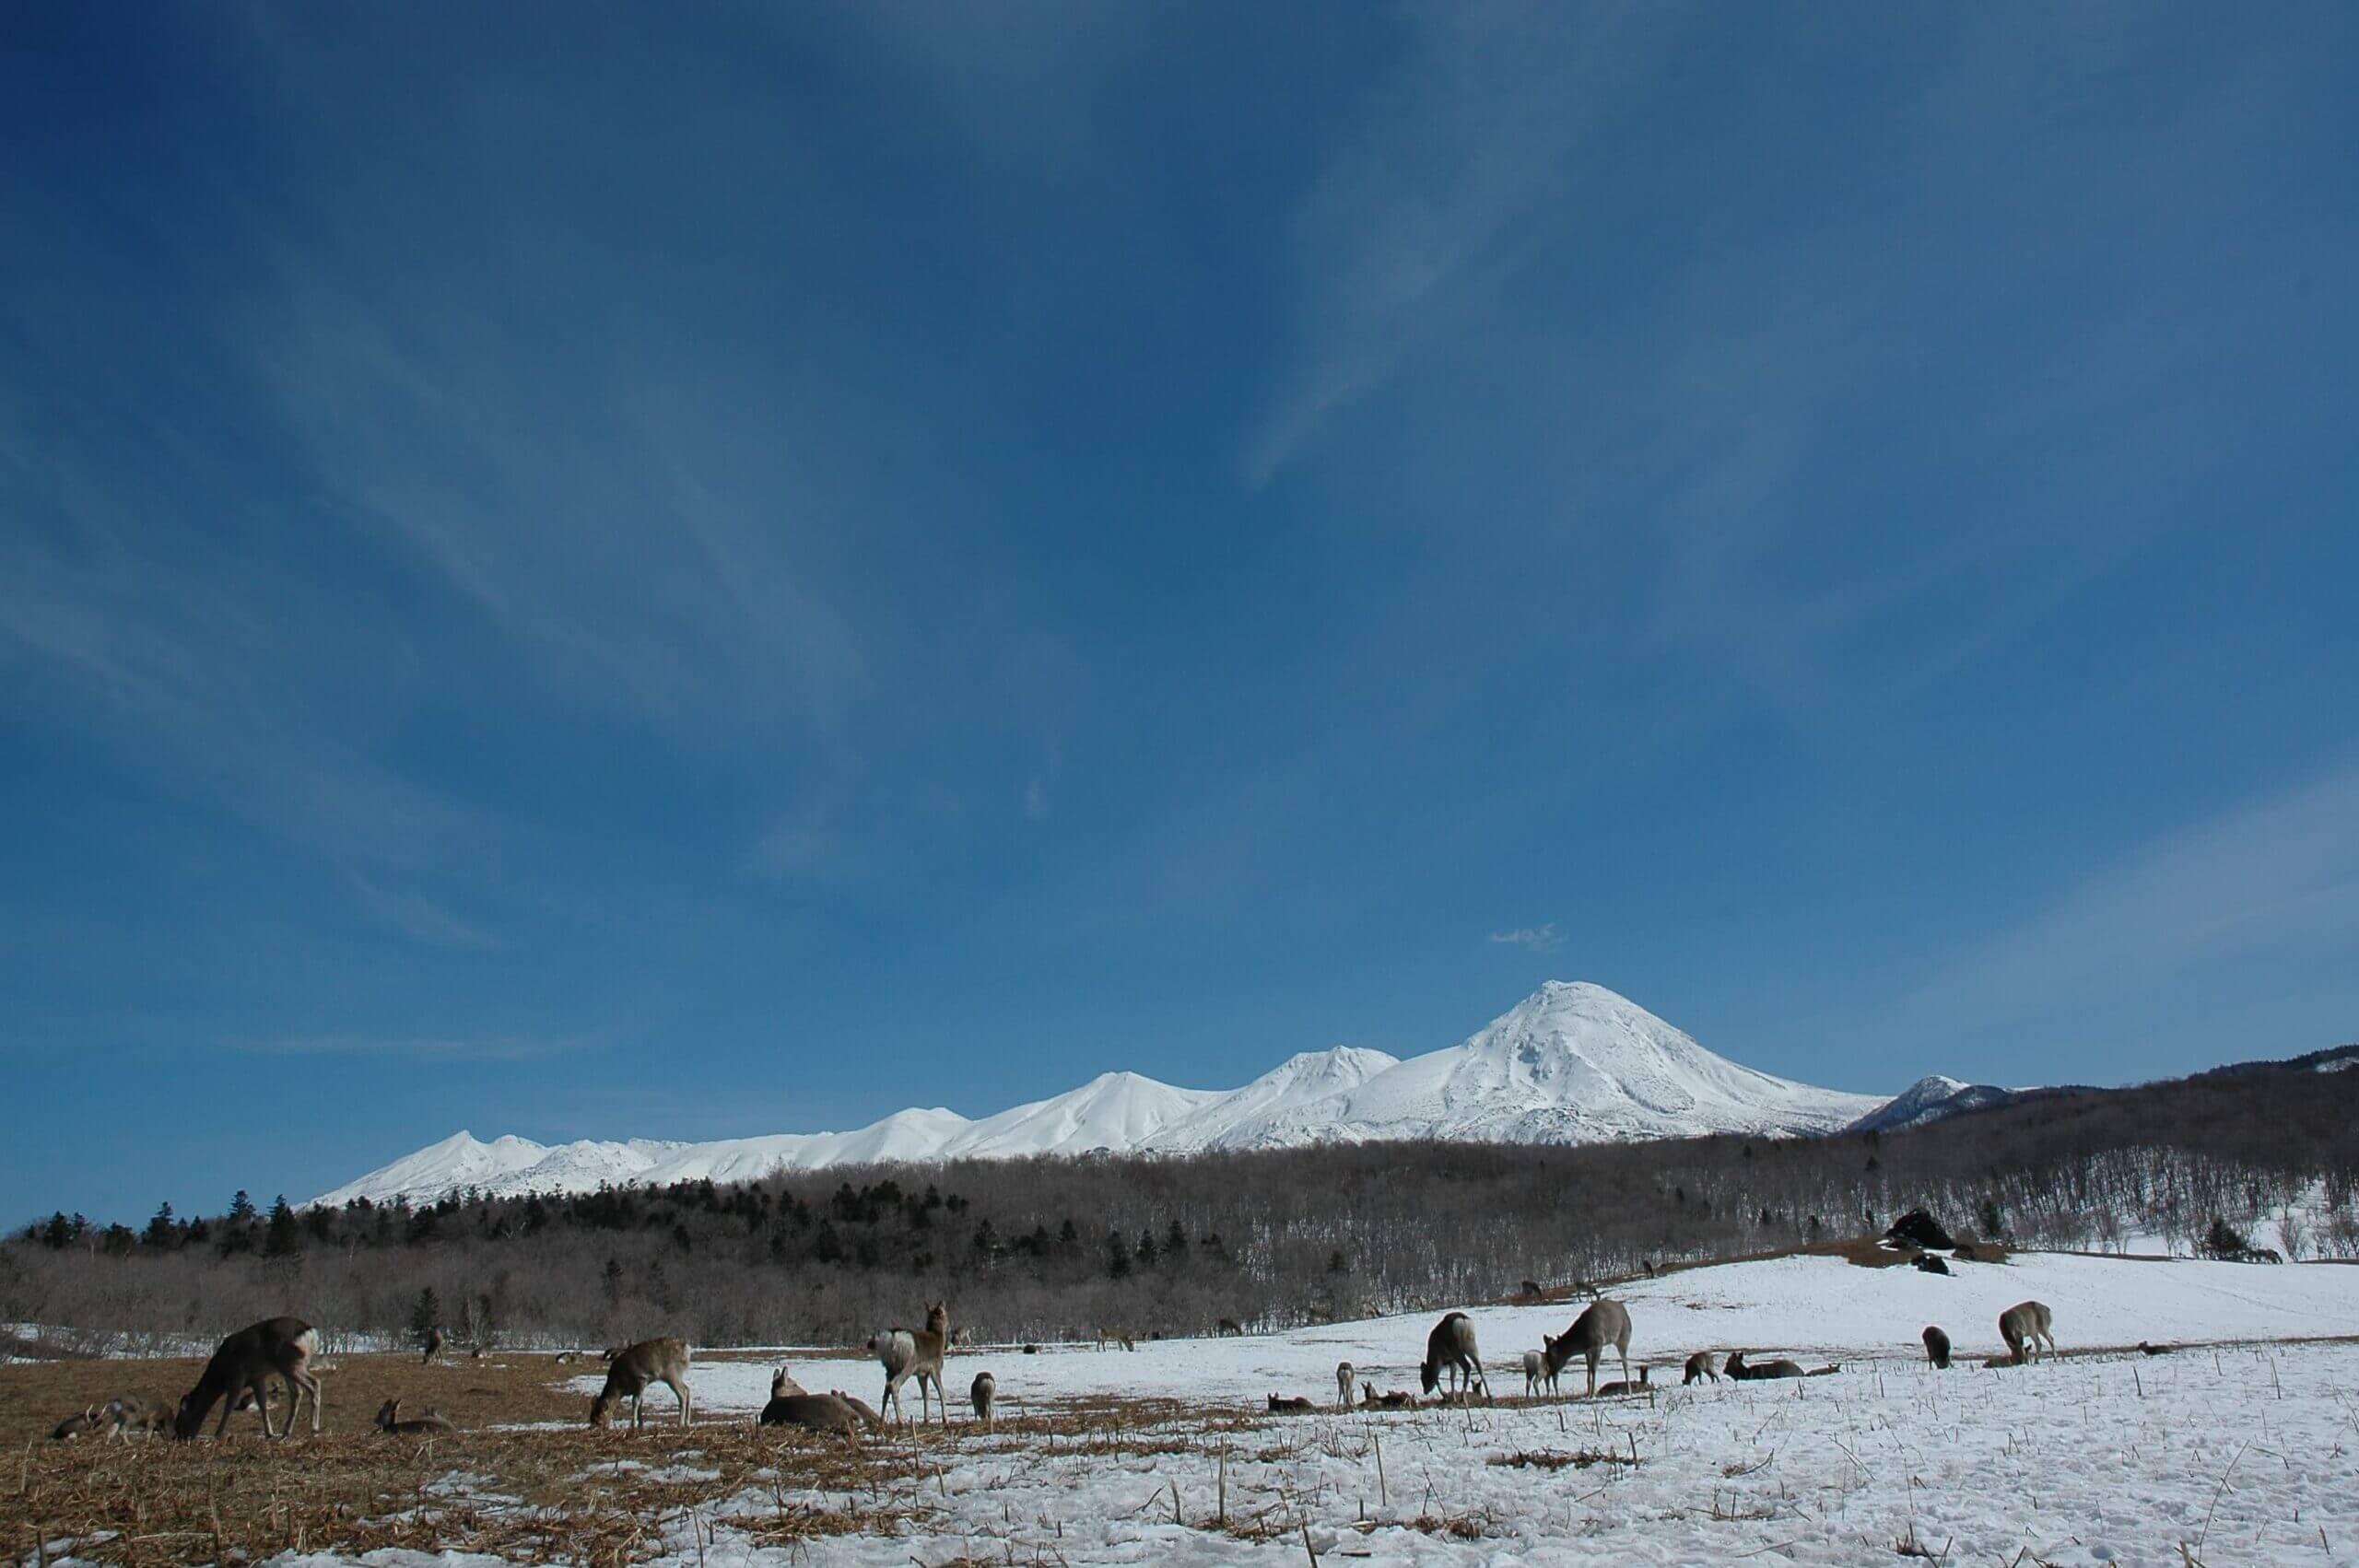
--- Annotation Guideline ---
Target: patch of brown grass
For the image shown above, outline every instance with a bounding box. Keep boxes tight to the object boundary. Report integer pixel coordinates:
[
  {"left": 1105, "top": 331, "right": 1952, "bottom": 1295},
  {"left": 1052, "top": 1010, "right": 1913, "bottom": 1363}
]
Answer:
[{"left": 1486, "top": 1447, "right": 1637, "bottom": 1471}]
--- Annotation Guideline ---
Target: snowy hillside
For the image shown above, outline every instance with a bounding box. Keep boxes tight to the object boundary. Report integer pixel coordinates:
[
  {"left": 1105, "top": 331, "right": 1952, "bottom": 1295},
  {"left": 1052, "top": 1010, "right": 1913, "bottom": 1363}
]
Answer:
[{"left": 313, "top": 982, "right": 1890, "bottom": 1206}]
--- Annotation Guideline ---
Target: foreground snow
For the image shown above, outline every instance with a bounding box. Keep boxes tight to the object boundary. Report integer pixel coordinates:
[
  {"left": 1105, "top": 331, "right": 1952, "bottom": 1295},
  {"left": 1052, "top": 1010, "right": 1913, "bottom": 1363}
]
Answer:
[{"left": 543, "top": 1252, "right": 2359, "bottom": 1567}]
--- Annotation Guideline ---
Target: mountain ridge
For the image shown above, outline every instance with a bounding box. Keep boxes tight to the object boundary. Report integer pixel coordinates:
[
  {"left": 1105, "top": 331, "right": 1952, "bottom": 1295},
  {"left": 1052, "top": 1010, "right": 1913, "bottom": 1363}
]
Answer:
[{"left": 312, "top": 982, "right": 1893, "bottom": 1207}]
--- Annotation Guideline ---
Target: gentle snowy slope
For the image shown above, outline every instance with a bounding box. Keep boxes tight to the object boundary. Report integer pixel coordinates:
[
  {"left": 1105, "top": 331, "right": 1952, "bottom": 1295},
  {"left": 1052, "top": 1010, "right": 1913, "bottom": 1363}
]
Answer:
[{"left": 313, "top": 982, "right": 1890, "bottom": 1206}]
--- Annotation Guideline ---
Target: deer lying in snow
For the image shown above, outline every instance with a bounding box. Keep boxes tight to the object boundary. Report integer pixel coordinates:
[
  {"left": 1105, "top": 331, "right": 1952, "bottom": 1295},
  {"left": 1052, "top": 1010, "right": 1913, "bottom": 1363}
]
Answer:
[
  {"left": 758, "top": 1369, "right": 874, "bottom": 1440},
  {"left": 1683, "top": 1352, "right": 1718, "bottom": 1386},
  {"left": 589, "top": 1337, "right": 692, "bottom": 1428},
  {"left": 1922, "top": 1326, "right": 1952, "bottom": 1369},
  {"left": 1998, "top": 1301, "right": 2055, "bottom": 1364},
  {"left": 1543, "top": 1298, "right": 1632, "bottom": 1399},
  {"left": 1267, "top": 1394, "right": 1314, "bottom": 1413},
  {"left": 1595, "top": 1366, "right": 1649, "bottom": 1397},
  {"left": 1724, "top": 1351, "right": 1837, "bottom": 1379},
  {"left": 1420, "top": 1311, "right": 1488, "bottom": 1400},
  {"left": 175, "top": 1316, "right": 323, "bottom": 1439},
  {"left": 375, "top": 1399, "right": 455, "bottom": 1434},
  {"left": 1362, "top": 1383, "right": 1414, "bottom": 1410}
]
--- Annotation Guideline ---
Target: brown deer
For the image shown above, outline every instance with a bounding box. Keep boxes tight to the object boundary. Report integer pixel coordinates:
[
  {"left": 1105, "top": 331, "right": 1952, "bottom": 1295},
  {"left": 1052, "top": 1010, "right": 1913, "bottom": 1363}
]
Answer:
[
  {"left": 1335, "top": 1361, "right": 1356, "bottom": 1409},
  {"left": 875, "top": 1302, "right": 951, "bottom": 1424},
  {"left": 1922, "top": 1326, "right": 1951, "bottom": 1369},
  {"left": 1361, "top": 1383, "right": 1415, "bottom": 1410},
  {"left": 1683, "top": 1351, "right": 1718, "bottom": 1386},
  {"left": 1725, "top": 1351, "right": 1838, "bottom": 1379},
  {"left": 1420, "top": 1311, "right": 1488, "bottom": 1399},
  {"left": 1543, "top": 1298, "right": 1632, "bottom": 1398},
  {"left": 758, "top": 1369, "right": 870, "bottom": 1441},
  {"left": 1267, "top": 1394, "right": 1314, "bottom": 1412},
  {"left": 589, "top": 1337, "right": 692, "bottom": 1427},
  {"left": 1596, "top": 1366, "right": 1650, "bottom": 1397},
  {"left": 104, "top": 1396, "right": 171, "bottom": 1440},
  {"left": 1096, "top": 1324, "right": 1134, "bottom": 1351},
  {"left": 1519, "top": 1279, "right": 1545, "bottom": 1300},
  {"left": 970, "top": 1370, "right": 997, "bottom": 1428},
  {"left": 174, "top": 1316, "right": 323, "bottom": 1439},
  {"left": 1998, "top": 1301, "right": 2055, "bottom": 1364},
  {"left": 51, "top": 1406, "right": 105, "bottom": 1441},
  {"left": 1215, "top": 1317, "right": 1244, "bottom": 1337},
  {"left": 421, "top": 1326, "right": 444, "bottom": 1364},
  {"left": 375, "top": 1399, "right": 456, "bottom": 1434},
  {"left": 1521, "top": 1349, "right": 1558, "bottom": 1398}
]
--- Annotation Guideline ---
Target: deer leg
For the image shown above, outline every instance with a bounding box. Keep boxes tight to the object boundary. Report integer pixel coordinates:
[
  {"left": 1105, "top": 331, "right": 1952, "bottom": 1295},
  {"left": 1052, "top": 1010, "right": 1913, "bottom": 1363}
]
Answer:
[
  {"left": 672, "top": 1376, "right": 691, "bottom": 1427},
  {"left": 299, "top": 1368, "right": 323, "bottom": 1433}
]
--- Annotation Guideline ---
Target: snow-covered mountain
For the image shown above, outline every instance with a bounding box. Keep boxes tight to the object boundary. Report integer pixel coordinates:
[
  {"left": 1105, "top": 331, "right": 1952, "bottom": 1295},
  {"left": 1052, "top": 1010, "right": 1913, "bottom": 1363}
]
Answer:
[{"left": 313, "top": 982, "right": 1891, "bottom": 1206}]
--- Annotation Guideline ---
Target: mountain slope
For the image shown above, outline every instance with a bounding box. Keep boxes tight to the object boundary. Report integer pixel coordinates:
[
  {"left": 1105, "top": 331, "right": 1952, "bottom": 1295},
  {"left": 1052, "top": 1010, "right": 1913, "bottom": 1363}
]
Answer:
[{"left": 312, "top": 983, "right": 1890, "bottom": 1205}]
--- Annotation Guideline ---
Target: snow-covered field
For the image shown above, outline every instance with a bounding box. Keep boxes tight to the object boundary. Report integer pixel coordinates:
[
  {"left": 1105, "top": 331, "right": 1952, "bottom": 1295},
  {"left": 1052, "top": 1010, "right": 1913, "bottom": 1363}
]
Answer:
[{"left": 497, "top": 1251, "right": 2359, "bottom": 1566}]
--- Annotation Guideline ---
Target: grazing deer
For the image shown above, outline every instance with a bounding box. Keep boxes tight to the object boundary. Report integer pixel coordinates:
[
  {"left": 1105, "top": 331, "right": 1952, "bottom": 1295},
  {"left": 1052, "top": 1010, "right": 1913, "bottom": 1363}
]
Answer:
[
  {"left": 1543, "top": 1298, "right": 1632, "bottom": 1399},
  {"left": 1922, "top": 1326, "right": 1952, "bottom": 1370},
  {"left": 554, "top": 1351, "right": 581, "bottom": 1365},
  {"left": 874, "top": 1302, "right": 952, "bottom": 1424},
  {"left": 1596, "top": 1366, "right": 1650, "bottom": 1397},
  {"left": 375, "top": 1399, "right": 455, "bottom": 1434},
  {"left": 2137, "top": 1340, "right": 2174, "bottom": 1356},
  {"left": 1998, "top": 1301, "right": 2055, "bottom": 1364},
  {"left": 588, "top": 1337, "right": 692, "bottom": 1428},
  {"left": 1419, "top": 1311, "right": 1488, "bottom": 1400},
  {"left": 1215, "top": 1317, "right": 1243, "bottom": 1337},
  {"left": 1519, "top": 1279, "right": 1544, "bottom": 1300},
  {"left": 105, "top": 1396, "right": 171, "bottom": 1440},
  {"left": 52, "top": 1406, "right": 105, "bottom": 1441},
  {"left": 949, "top": 1327, "right": 977, "bottom": 1350},
  {"left": 422, "top": 1326, "right": 445, "bottom": 1364},
  {"left": 758, "top": 1369, "right": 868, "bottom": 1441},
  {"left": 174, "top": 1316, "right": 323, "bottom": 1439},
  {"left": 1335, "top": 1361, "right": 1356, "bottom": 1409},
  {"left": 1267, "top": 1394, "right": 1314, "bottom": 1412},
  {"left": 1362, "top": 1383, "right": 1415, "bottom": 1410},
  {"left": 971, "top": 1370, "right": 997, "bottom": 1428},
  {"left": 1683, "top": 1351, "right": 1718, "bottom": 1386},
  {"left": 1096, "top": 1324, "right": 1134, "bottom": 1352}
]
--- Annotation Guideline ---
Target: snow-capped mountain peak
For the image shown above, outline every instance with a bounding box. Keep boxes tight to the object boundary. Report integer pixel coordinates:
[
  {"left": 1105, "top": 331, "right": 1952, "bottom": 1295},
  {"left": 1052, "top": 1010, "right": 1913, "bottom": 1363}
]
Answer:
[{"left": 313, "top": 983, "right": 1898, "bottom": 1206}]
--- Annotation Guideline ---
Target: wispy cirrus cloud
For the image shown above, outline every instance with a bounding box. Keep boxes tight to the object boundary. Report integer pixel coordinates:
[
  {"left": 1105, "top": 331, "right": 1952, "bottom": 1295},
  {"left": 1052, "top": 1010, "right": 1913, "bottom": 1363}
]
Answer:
[
  {"left": 1488, "top": 922, "right": 1563, "bottom": 954},
  {"left": 1895, "top": 765, "right": 2359, "bottom": 1042}
]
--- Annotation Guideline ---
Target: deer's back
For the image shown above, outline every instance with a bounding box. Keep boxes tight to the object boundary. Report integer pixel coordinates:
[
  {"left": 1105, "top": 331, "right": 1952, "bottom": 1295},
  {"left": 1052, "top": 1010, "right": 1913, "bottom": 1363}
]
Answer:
[{"left": 607, "top": 1336, "right": 689, "bottom": 1388}]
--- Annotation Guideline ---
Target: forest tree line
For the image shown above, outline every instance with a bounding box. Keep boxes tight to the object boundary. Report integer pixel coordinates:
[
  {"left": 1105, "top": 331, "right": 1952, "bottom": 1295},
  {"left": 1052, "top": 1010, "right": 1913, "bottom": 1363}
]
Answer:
[{"left": 7, "top": 1048, "right": 2354, "bottom": 1354}]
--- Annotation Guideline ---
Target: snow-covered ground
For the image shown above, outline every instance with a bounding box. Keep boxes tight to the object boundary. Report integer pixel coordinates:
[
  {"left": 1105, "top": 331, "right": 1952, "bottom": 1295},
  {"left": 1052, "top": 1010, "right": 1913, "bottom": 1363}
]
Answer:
[{"left": 511, "top": 1251, "right": 2359, "bottom": 1567}]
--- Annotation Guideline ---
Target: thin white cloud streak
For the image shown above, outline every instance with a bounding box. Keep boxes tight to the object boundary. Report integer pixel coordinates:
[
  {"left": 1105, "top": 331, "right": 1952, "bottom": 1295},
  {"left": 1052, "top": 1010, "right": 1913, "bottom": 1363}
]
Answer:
[
  {"left": 1488, "top": 922, "right": 1563, "bottom": 954},
  {"left": 1895, "top": 766, "right": 2359, "bottom": 1039},
  {"left": 1246, "top": 5, "right": 1688, "bottom": 485},
  {"left": 350, "top": 877, "right": 501, "bottom": 951}
]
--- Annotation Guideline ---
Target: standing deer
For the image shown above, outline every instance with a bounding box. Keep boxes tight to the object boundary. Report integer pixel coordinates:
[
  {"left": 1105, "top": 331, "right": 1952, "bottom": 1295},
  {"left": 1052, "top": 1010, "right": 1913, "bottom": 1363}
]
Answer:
[
  {"left": 1543, "top": 1298, "right": 1633, "bottom": 1399},
  {"left": 1683, "top": 1351, "right": 1718, "bottom": 1386},
  {"left": 970, "top": 1371, "right": 997, "bottom": 1428},
  {"left": 1521, "top": 1349, "right": 1548, "bottom": 1397},
  {"left": 1922, "top": 1326, "right": 1952, "bottom": 1369},
  {"left": 588, "top": 1337, "right": 692, "bottom": 1428},
  {"left": 1999, "top": 1301, "right": 2054, "bottom": 1364},
  {"left": 1335, "top": 1361, "right": 1356, "bottom": 1409},
  {"left": 174, "top": 1316, "right": 323, "bottom": 1439},
  {"left": 876, "top": 1303, "right": 951, "bottom": 1424},
  {"left": 422, "top": 1326, "right": 444, "bottom": 1364},
  {"left": 1419, "top": 1311, "right": 1488, "bottom": 1400},
  {"left": 1096, "top": 1324, "right": 1134, "bottom": 1352},
  {"left": 375, "top": 1399, "right": 456, "bottom": 1434},
  {"left": 105, "top": 1396, "right": 171, "bottom": 1440},
  {"left": 1215, "top": 1317, "right": 1244, "bottom": 1337}
]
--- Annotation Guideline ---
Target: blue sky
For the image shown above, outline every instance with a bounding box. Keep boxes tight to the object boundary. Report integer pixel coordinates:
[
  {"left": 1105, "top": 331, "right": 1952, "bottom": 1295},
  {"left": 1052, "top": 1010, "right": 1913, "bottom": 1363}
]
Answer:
[{"left": 5, "top": 4, "right": 2355, "bottom": 1224}]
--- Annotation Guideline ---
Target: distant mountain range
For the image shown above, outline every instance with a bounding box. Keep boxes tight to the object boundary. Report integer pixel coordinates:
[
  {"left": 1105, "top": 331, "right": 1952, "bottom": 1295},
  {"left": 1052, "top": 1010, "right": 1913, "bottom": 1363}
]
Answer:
[{"left": 313, "top": 981, "right": 1896, "bottom": 1207}]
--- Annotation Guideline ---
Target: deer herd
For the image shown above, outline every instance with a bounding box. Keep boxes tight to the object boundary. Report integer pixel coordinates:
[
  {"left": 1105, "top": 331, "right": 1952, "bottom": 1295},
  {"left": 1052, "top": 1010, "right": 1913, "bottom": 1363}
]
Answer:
[{"left": 49, "top": 1290, "right": 2066, "bottom": 1445}]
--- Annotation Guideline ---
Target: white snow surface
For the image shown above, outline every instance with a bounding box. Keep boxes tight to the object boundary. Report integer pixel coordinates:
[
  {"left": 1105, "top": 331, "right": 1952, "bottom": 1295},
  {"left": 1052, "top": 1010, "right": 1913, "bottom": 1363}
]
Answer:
[
  {"left": 314, "top": 982, "right": 1890, "bottom": 1206},
  {"left": 286, "top": 1251, "right": 2359, "bottom": 1568}
]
